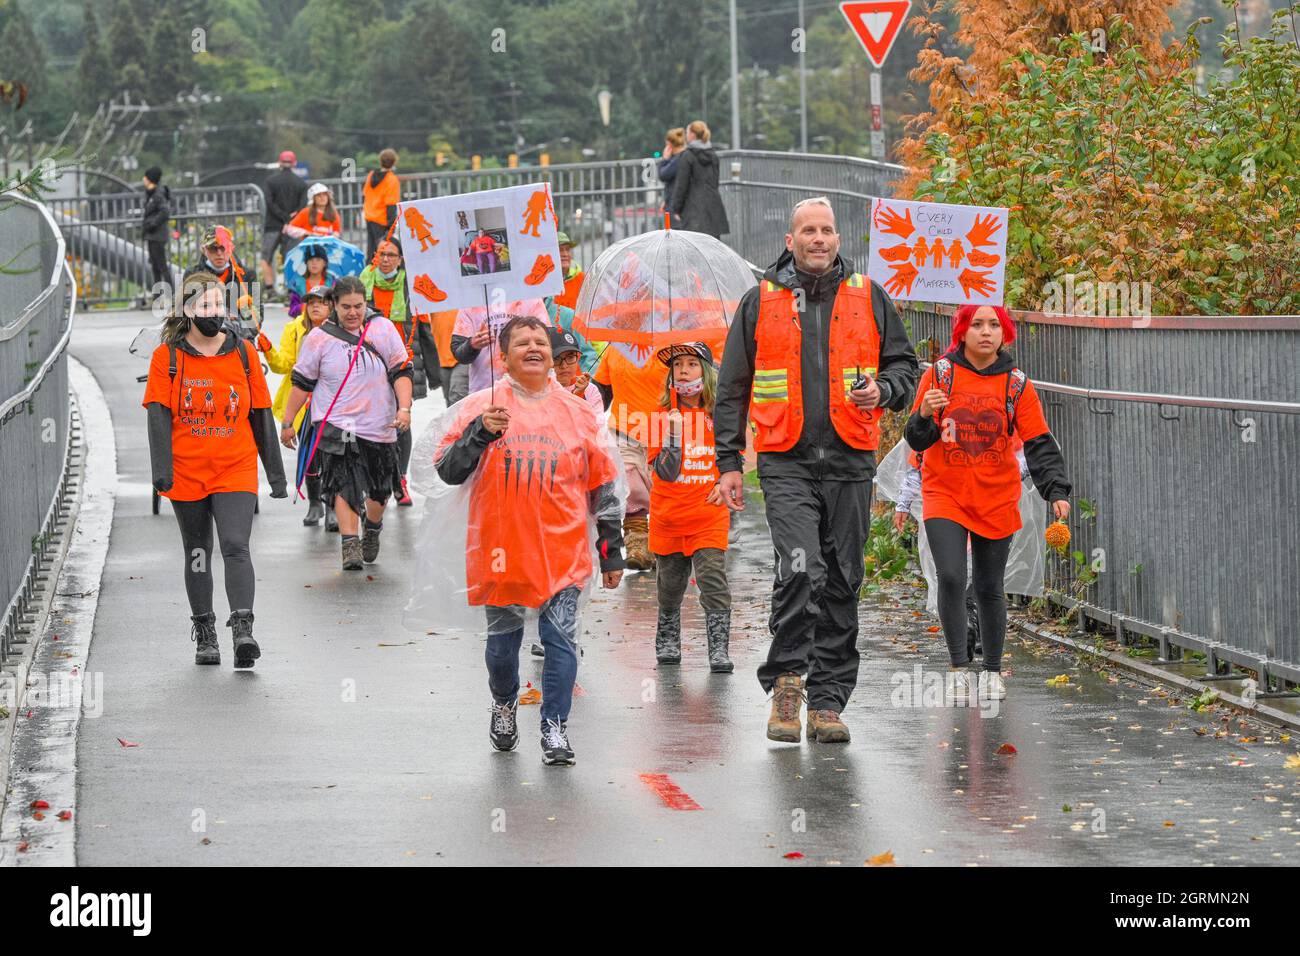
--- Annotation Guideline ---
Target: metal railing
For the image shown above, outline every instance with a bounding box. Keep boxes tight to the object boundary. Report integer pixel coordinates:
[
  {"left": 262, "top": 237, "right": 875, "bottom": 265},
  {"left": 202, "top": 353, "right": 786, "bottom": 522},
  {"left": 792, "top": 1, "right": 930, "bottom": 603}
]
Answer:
[
  {"left": 906, "top": 307, "right": 1300, "bottom": 687},
  {"left": 717, "top": 149, "right": 907, "bottom": 269},
  {"left": 47, "top": 184, "right": 264, "bottom": 306},
  {"left": 0, "top": 191, "right": 77, "bottom": 663},
  {"left": 48, "top": 151, "right": 905, "bottom": 306}
]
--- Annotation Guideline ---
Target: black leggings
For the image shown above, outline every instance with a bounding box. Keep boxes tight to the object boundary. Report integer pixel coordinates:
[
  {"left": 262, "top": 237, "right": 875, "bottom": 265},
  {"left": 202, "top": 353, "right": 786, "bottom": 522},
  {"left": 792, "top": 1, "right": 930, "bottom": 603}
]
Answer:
[
  {"left": 171, "top": 492, "right": 257, "bottom": 617},
  {"left": 924, "top": 517, "right": 1011, "bottom": 671}
]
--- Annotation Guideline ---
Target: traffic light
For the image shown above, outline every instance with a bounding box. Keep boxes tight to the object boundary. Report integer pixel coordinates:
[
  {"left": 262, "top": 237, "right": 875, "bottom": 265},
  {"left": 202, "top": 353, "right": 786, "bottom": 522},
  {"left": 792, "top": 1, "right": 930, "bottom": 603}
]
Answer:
[
  {"left": 471, "top": 154, "right": 481, "bottom": 171},
  {"left": 507, "top": 153, "right": 518, "bottom": 169},
  {"left": 539, "top": 153, "right": 550, "bottom": 167}
]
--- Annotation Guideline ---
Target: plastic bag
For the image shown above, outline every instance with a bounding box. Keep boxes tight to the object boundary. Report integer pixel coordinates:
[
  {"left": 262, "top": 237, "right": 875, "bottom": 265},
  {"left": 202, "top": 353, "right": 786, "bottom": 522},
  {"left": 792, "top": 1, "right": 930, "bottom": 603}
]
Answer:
[
  {"left": 875, "top": 440, "right": 1044, "bottom": 617},
  {"left": 404, "top": 375, "right": 627, "bottom": 635}
]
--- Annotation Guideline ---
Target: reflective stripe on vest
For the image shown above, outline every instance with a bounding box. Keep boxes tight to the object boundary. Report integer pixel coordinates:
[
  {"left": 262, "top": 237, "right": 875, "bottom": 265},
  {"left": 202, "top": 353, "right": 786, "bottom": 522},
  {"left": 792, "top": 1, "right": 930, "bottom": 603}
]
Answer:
[{"left": 752, "top": 272, "right": 882, "bottom": 452}]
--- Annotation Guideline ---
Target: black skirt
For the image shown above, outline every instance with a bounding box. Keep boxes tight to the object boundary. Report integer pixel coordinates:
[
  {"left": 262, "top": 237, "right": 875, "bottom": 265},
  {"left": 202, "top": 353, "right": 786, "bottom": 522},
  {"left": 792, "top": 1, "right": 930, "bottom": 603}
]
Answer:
[{"left": 318, "top": 425, "right": 402, "bottom": 515}]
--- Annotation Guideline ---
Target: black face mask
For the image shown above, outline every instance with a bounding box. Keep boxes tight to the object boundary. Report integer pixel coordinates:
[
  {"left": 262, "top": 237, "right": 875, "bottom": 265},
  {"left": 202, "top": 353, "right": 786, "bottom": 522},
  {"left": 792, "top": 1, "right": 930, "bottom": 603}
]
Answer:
[{"left": 192, "top": 315, "right": 224, "bottom": 337}]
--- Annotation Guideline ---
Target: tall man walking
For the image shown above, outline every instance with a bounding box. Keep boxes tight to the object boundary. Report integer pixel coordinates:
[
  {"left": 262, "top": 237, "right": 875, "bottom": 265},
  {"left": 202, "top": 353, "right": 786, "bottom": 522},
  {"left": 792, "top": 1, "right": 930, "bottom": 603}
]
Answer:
[{"left": 714, "top": 197, "right": 919, "bottom": 744}]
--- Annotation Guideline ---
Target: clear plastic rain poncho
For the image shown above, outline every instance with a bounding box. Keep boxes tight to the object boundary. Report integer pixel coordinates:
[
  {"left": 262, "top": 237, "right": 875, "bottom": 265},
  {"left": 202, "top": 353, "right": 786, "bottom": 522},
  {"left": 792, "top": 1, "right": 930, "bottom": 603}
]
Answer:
[
  {"left": 404, "top": 375, "right": 627, "bottom": 635},
  {"left": 874, "top": 439, "right": 1045, "bottom": 616}
]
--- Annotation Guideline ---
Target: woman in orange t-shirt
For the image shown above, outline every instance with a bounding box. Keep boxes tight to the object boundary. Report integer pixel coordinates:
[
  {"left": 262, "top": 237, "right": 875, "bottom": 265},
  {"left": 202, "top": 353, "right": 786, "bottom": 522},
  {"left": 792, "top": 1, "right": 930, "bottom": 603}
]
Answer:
[
  {"left": 143, "top": 272, "right": 286, "bottom": 669},
  {"left": 646, "top": 342, "right": 733, "bottom": 672},
  {"left": 904, "top": 304, "right": 1070, "bottom": 705},
  {"left": 285, "top": 182, "right": 341, "bottom": 238}
]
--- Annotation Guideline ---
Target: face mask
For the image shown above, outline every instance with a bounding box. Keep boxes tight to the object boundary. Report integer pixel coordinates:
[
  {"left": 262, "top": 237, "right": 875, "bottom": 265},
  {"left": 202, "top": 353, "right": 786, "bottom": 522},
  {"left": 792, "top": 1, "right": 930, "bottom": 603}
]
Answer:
[
  {"left": 674, "top": 377, "right": 704, "bottom": 397},
  {"left": 378, "top": 267, "right": 399, "bottom": 280},
  {"left": 192, "top": 315, "right": 224, "bottom": 337}
]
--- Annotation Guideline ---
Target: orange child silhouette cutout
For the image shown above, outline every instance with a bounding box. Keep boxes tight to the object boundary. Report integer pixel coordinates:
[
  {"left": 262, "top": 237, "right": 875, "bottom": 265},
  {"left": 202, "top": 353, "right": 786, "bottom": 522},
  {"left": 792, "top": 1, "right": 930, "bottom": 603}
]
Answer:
[
  {"left": 947, "top": 239, "right": 964, "bottom": 269},
  {"left": 519, "top": 188, "right": 550, "bottom": 237},
  {"left": 930, "top": 237, "right": 947, "bottom": 268},
  {"left": 404, "top": 208, "right": 438, "bottom": 252},
  {"left": 912, "top": 236, "right": 930, "bottom": 267}
]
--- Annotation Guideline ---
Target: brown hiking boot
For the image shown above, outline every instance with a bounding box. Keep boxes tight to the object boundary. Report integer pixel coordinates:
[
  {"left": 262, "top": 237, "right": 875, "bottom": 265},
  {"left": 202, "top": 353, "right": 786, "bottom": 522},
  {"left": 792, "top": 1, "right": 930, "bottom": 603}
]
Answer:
[
  {"left": 623, "top": 515, "right": 654, "bottom": 570},
  {"left": 807, "top": 709, "right": 851, "bottom": 744},
  {"left": 766, "top": 673, "right": 805, "bottom": 743}
]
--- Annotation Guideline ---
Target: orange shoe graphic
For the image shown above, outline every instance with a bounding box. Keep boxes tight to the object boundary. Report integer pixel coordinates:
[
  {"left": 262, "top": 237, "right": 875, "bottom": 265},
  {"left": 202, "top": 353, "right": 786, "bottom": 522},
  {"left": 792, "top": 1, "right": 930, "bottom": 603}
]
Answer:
[
  {"left": 524, "top": 253, "right": 555, "bottom": 286},
  {"left": 413, "top": 273, "right": 447, "bottom": 303}
]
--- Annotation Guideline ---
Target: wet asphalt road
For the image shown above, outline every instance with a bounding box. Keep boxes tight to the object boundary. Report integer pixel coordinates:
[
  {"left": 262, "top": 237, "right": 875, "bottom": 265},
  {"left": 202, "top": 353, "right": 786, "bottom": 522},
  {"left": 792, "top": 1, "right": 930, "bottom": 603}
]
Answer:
[{"left": 62, "top": 309, "right": 1300, "bottom": 866}]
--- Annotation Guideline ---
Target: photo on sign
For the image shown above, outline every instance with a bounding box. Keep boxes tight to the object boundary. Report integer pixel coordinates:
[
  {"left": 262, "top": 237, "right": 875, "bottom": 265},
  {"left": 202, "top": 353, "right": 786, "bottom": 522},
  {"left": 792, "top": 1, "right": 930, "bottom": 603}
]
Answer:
[{"left": 457, "top": 207, "right": 511, "bottom": 277}]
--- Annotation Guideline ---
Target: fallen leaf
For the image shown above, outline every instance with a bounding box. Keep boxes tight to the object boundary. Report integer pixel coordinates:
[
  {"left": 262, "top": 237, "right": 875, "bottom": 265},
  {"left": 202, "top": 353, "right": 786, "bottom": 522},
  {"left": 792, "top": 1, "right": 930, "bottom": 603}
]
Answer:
[
  {"left": 926, "top": 626, "right": 940, "bottom": 633},
  {"left": 866, "top": 850, "right": 896, "bottom": 866},
  {"left": 30, "top": 799, "right": 50, "bottom": 809},
  {"left": 32, "top": 811, "right": 45, "bottom": 820},
  {"left": 17, "top": 842, "right": 28, "bottom": 852},
  {"left": 1046, "top": 674, "right": 1071, "bottom": 686},
  {"left": 1163, "top": 821, "right": 1176, "bottom": 827},
  {"left": 1284, "top": 755, "right": 1300, "bottom": 770},
  {"left": 996, "top": 743, "right": 1018, "bottom": 755},
  {"left": 783, "top": 851, "right": 804, "bottom": 859},
  {"left": 57, "top": 810, "right": 72, "bottom": 821},
  {"left": 518, "top": 687, "right": 542, "bottom": 705},
  {"left": 116, "top": 738, "right": 140, "bottom": 748},
  {"left": 200, "top": 837, "right": 212, "bottom": 845}
]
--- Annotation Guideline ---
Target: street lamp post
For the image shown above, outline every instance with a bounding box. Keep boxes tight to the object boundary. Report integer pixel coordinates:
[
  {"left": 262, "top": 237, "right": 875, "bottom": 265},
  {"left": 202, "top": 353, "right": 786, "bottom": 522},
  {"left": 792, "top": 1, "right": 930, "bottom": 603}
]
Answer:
[{"left": 729, "top": 0, "right": 741, "bottom": 149}]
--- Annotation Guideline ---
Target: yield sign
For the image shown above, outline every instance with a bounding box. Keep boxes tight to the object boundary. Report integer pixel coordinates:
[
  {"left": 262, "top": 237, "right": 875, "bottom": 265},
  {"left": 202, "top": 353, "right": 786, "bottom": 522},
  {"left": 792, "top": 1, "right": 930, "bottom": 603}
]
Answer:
[{"left": 839, "top": 0, "right": 911, "bottom": 69}]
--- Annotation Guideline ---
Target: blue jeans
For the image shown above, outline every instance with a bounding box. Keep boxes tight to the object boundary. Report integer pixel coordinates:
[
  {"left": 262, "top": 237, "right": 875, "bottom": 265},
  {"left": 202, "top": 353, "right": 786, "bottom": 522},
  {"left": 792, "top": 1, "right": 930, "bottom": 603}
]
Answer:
[{"left": 484, "top": 586, "right": 580, "bottom": 728}]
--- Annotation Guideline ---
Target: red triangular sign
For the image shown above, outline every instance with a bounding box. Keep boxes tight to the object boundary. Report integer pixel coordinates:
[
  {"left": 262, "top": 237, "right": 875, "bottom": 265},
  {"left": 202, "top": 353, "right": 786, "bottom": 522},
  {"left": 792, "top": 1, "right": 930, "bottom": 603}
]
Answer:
[{"left": 839, "top": 0, "right": 911, "bottom": 69}]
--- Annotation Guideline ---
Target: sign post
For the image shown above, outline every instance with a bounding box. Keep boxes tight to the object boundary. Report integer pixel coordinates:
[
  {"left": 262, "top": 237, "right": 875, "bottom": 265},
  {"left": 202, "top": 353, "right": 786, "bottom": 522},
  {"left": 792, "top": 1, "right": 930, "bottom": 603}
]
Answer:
[{"left": 870, "top": 71, "right": 884, "bottom": 159}]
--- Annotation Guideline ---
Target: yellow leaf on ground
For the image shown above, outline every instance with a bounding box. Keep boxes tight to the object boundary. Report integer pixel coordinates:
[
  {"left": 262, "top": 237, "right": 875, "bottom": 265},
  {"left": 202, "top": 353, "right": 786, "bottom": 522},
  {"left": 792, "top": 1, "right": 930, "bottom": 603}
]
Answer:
[{"left": 865, "top": 850, "right": 896, "bottom": 866}]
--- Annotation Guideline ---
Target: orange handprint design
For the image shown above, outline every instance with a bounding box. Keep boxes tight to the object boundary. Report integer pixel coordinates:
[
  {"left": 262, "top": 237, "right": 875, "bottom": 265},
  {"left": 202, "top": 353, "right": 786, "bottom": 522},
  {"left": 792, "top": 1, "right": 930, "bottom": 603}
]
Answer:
[
  {"left": 957, "top": 268, "right": 996, "bottom": 298},
  {"left": 878, "top": 243, "right": 913, "bottom": 263},
  {"left": 883, "top": 262, "right": 920, "bottom": 297},
  {"left": 965, "top": 213, "right": 1003, "bottom": 249},
  {"left": 967, "top": 248, "right": 1001, "bottom": 267},
  {"left": 873, "top": 202, "right": 915, "bottom": 239}
]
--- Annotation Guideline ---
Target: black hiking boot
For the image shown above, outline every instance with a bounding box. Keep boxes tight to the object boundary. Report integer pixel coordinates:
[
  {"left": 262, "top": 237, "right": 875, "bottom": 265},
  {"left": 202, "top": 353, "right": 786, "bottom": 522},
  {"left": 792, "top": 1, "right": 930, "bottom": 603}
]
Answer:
[
  {"left": 192, "top": 612, "right": 220, "bottom": 665},
  {"left": 227, "top": 609, "right": 261, "bottom": 669}
]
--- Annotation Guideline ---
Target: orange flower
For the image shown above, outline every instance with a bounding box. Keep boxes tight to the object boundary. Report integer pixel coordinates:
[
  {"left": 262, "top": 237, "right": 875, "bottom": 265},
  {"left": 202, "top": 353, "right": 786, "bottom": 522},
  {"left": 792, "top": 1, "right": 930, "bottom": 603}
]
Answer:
[{"left": 1045, "top": 521, "right": 1071, "bottom": 553}]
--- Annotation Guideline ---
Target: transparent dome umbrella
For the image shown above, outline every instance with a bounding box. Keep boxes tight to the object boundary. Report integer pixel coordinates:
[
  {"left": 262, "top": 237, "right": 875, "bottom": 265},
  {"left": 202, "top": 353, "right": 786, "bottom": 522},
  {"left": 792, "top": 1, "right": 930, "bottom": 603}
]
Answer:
[{"left": 570, "top": 229, "right": 757, "bottom": 369}]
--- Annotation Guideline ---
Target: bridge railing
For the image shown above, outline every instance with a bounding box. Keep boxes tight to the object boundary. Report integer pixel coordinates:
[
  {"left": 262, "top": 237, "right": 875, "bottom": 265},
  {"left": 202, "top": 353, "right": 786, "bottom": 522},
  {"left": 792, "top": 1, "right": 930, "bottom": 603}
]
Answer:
[
  {"left": 46, "top": 184, "right": 264, "bottom": 307},
  {"left": 0, "top": 191, "right": 77, "bottom": 663},
  {"left": 904, "top": 306, "right": 1300, "bottom": 688}
]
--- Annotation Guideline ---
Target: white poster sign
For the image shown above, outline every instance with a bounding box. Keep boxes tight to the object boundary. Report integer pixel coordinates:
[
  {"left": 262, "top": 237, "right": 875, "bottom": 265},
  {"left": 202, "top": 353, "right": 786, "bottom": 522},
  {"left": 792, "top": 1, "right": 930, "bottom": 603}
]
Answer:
[
  {"left": 397, "top": 182, "right": 565, "bottom": 314},
  {"left": 867, "top": 197, "right": 1009, "bottom": 307}
]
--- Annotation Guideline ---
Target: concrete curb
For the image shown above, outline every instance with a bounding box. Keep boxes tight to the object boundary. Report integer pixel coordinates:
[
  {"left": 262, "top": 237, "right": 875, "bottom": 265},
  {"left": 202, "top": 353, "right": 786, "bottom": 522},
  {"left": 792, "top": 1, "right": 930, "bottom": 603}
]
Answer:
[{"left": 0, "top": 358, "right": 117, "bottom": 865}]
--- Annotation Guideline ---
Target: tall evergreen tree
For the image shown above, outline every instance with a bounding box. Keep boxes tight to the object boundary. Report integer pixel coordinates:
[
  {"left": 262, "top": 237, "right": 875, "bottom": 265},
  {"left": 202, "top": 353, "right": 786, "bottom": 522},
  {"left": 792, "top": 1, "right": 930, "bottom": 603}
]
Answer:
[
  {"left": 150, "top": 2, "right": 193, "bottom": 104},
  {"left": 76, "top": 1, "right": 115, "bottom": 110},
  {"left": 107, "top": 0, "right": 149, "bottom": 100}
]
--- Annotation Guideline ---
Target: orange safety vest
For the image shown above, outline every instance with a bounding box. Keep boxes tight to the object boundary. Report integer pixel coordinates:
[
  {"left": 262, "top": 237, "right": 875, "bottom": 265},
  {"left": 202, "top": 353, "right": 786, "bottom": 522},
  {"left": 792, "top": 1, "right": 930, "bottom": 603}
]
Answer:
[{"left": 752, "top": 272, "right": 882, "bottom": 452}]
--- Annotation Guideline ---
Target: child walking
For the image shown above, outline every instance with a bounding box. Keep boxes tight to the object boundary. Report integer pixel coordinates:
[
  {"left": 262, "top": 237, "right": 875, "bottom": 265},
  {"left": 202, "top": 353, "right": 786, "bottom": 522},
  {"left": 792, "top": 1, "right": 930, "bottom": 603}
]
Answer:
[{"left": 647, "top": 342, "right": 733, "bottom": 672}]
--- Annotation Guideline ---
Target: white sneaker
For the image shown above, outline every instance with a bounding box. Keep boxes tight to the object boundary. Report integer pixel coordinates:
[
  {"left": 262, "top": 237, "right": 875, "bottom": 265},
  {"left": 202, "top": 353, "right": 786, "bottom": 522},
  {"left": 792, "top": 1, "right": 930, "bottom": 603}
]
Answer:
[
  {"left": 945, "top": 669, "right": 972, "bottom": 706},
  {"left": 979, "top": 671, "right": 1006, "bottom": 701}
]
